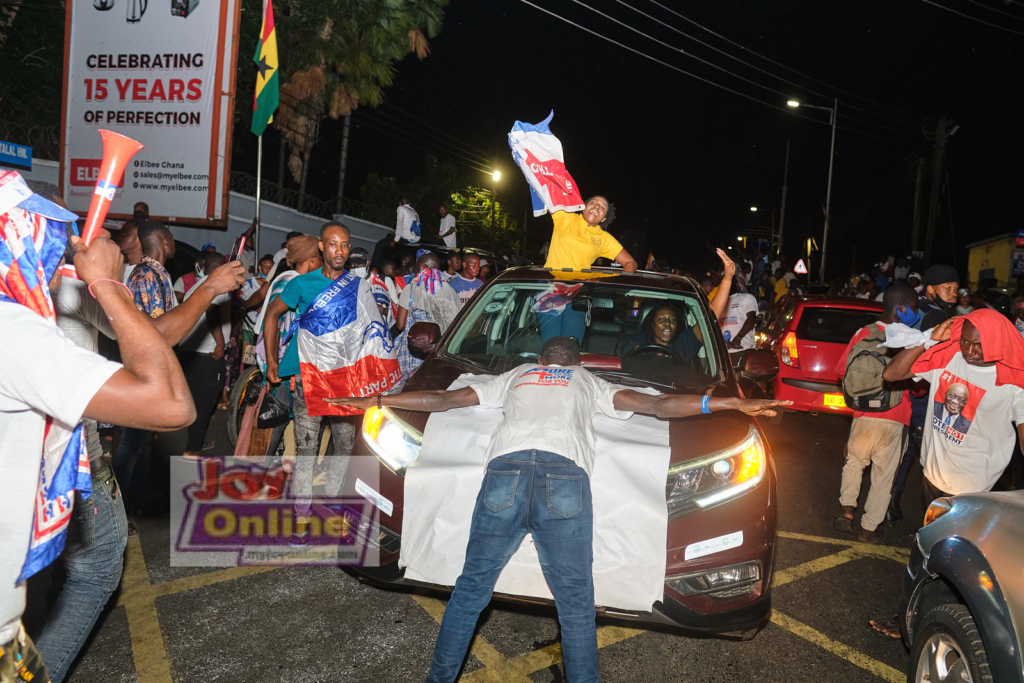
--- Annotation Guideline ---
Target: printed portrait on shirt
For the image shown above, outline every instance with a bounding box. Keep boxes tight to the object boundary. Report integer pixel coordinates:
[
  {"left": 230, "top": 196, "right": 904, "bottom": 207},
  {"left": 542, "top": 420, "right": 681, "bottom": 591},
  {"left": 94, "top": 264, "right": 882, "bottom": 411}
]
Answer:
[{"left": 931, "top": 371, "right": 986, "bottom": 443}]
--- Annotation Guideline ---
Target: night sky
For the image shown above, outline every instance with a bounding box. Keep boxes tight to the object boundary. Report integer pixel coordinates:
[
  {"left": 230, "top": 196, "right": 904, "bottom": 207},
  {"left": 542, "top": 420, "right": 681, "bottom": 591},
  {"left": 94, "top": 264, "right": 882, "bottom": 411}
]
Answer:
[{"left": 261, "top": 0, "right": 1024, "bottom": 278}]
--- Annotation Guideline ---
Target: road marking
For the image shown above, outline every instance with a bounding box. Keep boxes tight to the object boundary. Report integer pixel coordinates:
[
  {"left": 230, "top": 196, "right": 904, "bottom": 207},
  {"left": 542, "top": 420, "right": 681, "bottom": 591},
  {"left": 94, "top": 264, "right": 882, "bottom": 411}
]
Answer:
[
  {"left": 771, "top": 610, "right": 906, "bottom": 683},
  {"left": 152, "top": 565, "right": 282, "bottom": 597},
  {"left": 120, "top": 535, "right": 173, "bottom": 683},
  {"left": 772, "top": 547, "right": 861, "bottom": 589}
]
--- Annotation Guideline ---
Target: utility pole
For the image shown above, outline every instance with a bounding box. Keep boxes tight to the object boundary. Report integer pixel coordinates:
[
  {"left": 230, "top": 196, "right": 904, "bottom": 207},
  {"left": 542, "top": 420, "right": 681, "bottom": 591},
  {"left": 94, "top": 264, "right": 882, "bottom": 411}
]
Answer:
[
  {"left": 778, "top": 140, "right": 790, "bottom": 256},
  {"left": 911, "top": 157, "right": 924, "bottom": 253},
  {"left": 819, "top": 98, "right": 838, "bottom": 284},
  {"left": 924, "top": 118, "right": 952, "bottom": 267}
]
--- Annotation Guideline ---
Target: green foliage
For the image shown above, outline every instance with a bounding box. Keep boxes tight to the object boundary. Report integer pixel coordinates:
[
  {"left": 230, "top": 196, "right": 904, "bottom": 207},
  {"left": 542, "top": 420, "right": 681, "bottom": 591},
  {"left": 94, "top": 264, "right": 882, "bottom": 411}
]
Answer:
[
  {"left": 450, "top": 186, "right": 521, "bottom": 256},
  {"left": 402, "top": 154, "right": 463, "bottom": 233},
  {"left": 360, "top": 172, "right": 401, "bottom": 210}
]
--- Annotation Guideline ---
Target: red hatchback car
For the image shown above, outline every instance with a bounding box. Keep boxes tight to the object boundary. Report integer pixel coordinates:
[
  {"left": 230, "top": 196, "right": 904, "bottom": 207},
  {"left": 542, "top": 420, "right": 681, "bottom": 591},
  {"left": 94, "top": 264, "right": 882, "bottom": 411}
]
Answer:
[{"left": 756, "top": 295, "right": 883, "bottom": 418}]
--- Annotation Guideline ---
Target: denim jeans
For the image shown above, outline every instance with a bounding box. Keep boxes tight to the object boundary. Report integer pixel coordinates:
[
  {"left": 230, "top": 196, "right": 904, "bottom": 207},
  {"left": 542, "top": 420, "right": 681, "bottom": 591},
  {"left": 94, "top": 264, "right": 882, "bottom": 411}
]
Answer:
[
  {"left": 538, "top": 307, "right": 587, "bottom": 345},
  {"left": 35, "top": 466, "right": 128, "bottom": 683},
  {"left": 426, "top": 450, "right": 598, "bottom": 683},
  {"left": 292, "top": 375, "right": 355, "bottom": 520},
  {"left": 113, "top": 426, "right": 150, "bottom": 511}
]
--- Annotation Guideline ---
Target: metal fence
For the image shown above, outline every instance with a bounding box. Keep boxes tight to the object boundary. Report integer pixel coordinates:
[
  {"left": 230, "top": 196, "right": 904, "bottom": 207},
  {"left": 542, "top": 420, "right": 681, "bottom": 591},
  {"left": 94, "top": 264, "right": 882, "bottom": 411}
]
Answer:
[
  {"left": 0, "top": 123, "right": 60, "bottom": 161},
  {"left": 229, "top": 171, "right": 392, "bottom": 226}
]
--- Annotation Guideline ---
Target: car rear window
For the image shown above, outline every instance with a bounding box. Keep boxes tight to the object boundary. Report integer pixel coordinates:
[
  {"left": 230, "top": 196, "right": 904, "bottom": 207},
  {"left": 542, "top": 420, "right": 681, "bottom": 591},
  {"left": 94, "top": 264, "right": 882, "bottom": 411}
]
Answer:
[{"left": 796, "top": 307, "right": 882, "bottom": 344}]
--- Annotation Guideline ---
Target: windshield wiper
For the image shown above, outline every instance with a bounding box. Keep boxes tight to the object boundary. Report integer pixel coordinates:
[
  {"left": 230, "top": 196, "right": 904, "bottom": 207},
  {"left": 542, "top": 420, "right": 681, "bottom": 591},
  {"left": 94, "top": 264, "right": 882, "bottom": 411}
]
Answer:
[{"left": 588, "top": 370, "right": 676, "bottom": 390}]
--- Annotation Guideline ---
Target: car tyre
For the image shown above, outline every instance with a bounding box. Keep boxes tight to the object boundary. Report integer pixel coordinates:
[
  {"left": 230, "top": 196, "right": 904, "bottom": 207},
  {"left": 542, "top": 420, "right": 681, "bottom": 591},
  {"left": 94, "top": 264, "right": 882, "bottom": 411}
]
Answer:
[{"left": 909, "top": 604, "right": 992, "bottom": 683}]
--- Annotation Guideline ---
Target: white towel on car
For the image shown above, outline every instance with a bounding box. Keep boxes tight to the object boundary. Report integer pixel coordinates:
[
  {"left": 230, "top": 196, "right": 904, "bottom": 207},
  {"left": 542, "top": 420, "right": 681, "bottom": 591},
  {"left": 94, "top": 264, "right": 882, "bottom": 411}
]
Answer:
[{"left": 401, "top": 374, "right": 671, "bottom": 612}]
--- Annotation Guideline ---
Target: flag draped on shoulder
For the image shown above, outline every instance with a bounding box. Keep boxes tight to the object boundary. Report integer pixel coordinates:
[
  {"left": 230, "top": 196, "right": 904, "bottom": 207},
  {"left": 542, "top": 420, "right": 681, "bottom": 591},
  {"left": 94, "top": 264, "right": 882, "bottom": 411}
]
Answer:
[
  {"left": 508, "top": 110, "right": 585, "bottom": 217},
  {"left": 295, "top": 272, "right": 402, "bottom": 417},
  {"left": 251, "top": 0, "right": 279, "bottom": 136},
  {"left": 0, "top": 170, "right": 92, "bottom": 581}
]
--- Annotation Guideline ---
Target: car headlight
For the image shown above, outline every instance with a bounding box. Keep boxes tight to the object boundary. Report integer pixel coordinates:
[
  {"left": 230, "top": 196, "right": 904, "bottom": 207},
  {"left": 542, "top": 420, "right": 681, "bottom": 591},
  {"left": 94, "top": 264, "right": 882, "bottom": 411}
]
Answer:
[
  {"left": 362, "top": 406, "right": 422, "bottom": 474},
  {"left": 666, "top": 428, "right": 766, "bottom": 512}
]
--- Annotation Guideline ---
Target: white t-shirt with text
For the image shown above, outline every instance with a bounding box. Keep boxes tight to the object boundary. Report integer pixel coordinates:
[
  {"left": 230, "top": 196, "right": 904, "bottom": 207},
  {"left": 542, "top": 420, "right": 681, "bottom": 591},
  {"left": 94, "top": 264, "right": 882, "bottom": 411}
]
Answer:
[
  {"left": 720, "top": 293, "right": 758, "bottom": 350},
  {"left": 470, "top": 364, "right": 632, "bottom": 476},
  {"left": 0, "top": 303, "right": 121, "bottom": 644},
  {"left": 178, "top": 277, "right": 232, "bottom": 354},
  {"left": 916, "top": 353, "right": 1024, "bottom": 495}
]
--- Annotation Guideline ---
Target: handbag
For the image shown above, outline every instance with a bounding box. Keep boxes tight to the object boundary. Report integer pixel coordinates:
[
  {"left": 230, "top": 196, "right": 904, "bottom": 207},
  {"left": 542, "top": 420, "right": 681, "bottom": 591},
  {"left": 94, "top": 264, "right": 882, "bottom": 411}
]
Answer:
[
  {"left": 257, "top": 382, "right": 291, "bottom": 429},
  {"left": 234, "top": 384, "right": 274, "bottom": 461}
]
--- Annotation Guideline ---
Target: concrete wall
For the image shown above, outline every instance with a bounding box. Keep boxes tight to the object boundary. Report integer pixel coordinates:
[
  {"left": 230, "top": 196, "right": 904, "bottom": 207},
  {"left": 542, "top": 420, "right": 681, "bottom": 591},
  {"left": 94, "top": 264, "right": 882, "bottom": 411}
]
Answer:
[
  {"left": 967, "top": 236, "right": 1014, "bottom": 288},
  {"left": 15, "top": 159, "right": 393, "bottom": 255}
]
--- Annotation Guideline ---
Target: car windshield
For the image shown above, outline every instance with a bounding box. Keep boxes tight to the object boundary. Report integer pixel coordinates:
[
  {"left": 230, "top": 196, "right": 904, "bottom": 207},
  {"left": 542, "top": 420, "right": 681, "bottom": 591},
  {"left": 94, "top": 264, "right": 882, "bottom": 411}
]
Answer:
[{"left": 442, "top": 278, "right": 720, "bottom": 388}]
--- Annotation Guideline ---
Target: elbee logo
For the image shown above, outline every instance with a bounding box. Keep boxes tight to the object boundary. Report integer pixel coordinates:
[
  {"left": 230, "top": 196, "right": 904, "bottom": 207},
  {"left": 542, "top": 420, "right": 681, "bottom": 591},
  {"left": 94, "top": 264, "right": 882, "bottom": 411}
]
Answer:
[{"left": 70, "top": 159, "right": 125, "bottom": 187}]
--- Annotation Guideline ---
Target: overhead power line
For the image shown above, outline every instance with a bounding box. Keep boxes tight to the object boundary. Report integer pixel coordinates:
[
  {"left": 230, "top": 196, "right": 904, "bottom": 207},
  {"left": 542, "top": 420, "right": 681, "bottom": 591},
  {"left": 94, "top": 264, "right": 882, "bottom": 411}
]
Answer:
[
  {"left": 516, "top": 0, "right": 921, "bottom": 145},
  {"left": 918, "top": 0, "right": 1024, "bottom": 35},
  {"left": 380, "top": 102, "right": 493, "bottom": 159},
  {"left": 353, "top": 114, "right": 495, "bottom": 176},
  {"left": 643, "top": 0, "right": 928, "bottom": 119},
  {"left": 961, "top": 0, "right": 1024, "bottom": 20},
  {"left": 365, "top": 106, "right": 494, "bottom": 165}
]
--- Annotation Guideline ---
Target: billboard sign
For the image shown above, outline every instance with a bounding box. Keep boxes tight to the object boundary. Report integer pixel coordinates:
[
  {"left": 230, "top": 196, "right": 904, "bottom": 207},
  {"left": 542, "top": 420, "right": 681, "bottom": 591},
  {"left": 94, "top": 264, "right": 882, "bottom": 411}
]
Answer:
[{"left": 61, "top": 0, "right": 240, "bottom": 226}]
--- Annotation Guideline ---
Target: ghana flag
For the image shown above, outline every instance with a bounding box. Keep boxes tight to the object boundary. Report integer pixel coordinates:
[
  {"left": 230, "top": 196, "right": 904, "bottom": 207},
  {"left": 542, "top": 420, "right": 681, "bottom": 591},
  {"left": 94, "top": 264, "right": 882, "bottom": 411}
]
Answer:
[{"left": 251, "top": 0, "right": 279, "bottom": 136}]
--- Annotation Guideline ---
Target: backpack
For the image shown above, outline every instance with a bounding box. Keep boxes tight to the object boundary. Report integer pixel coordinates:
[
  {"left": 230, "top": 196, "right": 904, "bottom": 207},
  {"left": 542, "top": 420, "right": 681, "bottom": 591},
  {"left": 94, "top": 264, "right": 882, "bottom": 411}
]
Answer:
[{"left": 842, "top": 324, "right": 902, "bottom": 412}]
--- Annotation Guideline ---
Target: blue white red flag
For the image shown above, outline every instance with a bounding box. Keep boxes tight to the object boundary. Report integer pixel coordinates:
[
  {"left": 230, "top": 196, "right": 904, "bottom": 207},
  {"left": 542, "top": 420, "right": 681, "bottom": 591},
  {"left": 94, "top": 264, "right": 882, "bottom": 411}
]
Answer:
[
  {"left": 508, "top": 111, "right": 585, "bottom": 217},
  {"left": 0, "top": 170, "right": 92, "bottom": 581},
  {"left": 295, "top": 272, "right": 402, "bottom": 417}
]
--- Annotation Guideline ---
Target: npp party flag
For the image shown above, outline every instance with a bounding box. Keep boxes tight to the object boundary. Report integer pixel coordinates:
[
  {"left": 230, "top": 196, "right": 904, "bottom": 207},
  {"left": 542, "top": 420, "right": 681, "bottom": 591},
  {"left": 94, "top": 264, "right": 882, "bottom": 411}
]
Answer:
[
  {"left": 0, "top": 170, "right": 92, "bottom": 581},
  {"left": 294, "top": 272, "right": 402, "bottom": 417},
  {"left": 508, "top": 111, "right": 585, "bottom": 217}
]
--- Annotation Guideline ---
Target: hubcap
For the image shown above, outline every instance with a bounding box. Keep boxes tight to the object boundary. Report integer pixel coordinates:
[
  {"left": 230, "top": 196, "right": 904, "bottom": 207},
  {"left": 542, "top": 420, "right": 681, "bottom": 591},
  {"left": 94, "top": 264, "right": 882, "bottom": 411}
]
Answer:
[{"left": 917, "top": 633, "right": 972, "bottom": 682}]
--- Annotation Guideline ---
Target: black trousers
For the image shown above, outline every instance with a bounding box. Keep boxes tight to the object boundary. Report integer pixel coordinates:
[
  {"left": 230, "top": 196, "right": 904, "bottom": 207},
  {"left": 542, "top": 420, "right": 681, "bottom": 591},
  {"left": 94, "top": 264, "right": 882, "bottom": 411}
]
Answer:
[{"left": 177, "top": 351, "right": 225, "bottom": 452}]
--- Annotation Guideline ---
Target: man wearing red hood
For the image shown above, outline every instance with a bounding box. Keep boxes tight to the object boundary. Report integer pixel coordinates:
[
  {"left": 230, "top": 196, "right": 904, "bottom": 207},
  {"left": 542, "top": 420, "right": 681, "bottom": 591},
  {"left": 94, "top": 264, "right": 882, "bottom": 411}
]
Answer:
[{"left": 882, "top": 308, "right": 1024, "bottom": 502}]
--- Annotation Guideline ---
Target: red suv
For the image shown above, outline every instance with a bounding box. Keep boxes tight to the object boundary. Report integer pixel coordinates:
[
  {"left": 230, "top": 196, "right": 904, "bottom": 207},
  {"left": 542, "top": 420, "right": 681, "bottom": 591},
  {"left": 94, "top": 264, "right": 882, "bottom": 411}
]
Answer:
[{"left": 756, "top": 295, "right": 882, "bottom": 418}]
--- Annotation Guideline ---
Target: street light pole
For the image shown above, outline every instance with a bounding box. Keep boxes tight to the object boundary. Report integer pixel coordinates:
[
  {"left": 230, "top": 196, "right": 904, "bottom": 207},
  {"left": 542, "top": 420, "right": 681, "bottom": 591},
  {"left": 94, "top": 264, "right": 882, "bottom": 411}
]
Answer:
[
  {"left": 787, "top": 98, "right": 837, "bottom": 283},
  {"left": 820, "top": 98, "right": 837, "bottom": 284}
]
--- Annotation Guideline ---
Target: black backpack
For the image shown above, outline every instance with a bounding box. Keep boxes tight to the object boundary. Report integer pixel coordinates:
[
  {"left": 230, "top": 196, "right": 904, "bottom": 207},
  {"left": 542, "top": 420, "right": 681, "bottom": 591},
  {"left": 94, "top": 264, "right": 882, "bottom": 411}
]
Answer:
[{"left": 842, "top": 324, "right": 903, "bottom": 412}]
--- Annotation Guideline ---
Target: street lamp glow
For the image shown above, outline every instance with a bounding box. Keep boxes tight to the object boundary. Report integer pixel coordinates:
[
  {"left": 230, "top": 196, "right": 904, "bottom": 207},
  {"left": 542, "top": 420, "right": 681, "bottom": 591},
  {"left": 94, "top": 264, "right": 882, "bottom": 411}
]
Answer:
[
  {"left": 492, "top": 171, "right": 501, "bottom": 181},
  {"left": 737, "top": 236, "right": 743, "bottom": 241},
  {"left": 787, "top": 100, "right": 800, "bottom": 108},
  {"left": 749, "top": 206, "right": 757, "bottom": 212}
]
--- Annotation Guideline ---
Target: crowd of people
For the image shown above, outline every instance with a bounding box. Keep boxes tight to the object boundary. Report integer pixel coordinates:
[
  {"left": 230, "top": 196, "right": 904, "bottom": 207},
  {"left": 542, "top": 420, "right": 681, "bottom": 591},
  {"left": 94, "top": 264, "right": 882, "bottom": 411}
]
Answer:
[{"left": 6, "top": 161, "right": 1024, "bottom": 682}]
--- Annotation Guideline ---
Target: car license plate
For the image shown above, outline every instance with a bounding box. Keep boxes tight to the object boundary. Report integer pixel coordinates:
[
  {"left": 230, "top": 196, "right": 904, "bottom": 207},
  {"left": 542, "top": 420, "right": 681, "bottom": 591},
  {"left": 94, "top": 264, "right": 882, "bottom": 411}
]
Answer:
[{"left": 823, "top": 393, "right": 847, "bottom": 407}]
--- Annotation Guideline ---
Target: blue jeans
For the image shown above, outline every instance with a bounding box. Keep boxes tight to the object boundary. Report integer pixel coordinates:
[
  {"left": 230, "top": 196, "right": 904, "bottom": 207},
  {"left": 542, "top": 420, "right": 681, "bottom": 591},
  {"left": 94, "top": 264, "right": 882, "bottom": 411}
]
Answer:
[
  {"left": 113, "top": 427, "right": 150, "bottom": 511},
  {"left": 35, "top": 466, "right": 128, "bottom": 683},
  {"left": 426, "top": 450, "right": 598, "bottom": 683},
  {"left": 538, "top": 307, "right": 587, "bottom": 345},
  {"left": 895, "top": 393, "right": 928, "bottom": 491}
]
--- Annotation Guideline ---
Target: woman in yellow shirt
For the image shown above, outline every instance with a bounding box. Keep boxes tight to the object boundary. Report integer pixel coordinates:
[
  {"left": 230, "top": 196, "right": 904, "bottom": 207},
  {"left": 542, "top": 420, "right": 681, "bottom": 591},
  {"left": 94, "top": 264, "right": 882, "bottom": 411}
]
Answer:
[
  {"left": 543, "top": 196, "right": 638, "bottom": 272},
  {"left": 539, "top": 196, "right": 639, "bottom": 342}
]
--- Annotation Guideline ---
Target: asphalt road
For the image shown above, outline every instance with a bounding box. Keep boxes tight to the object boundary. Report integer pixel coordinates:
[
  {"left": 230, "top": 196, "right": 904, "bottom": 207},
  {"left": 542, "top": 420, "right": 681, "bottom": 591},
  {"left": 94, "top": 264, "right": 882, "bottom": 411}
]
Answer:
[{"left": 62, "top": 409, "right": 932, "bottom": 683}]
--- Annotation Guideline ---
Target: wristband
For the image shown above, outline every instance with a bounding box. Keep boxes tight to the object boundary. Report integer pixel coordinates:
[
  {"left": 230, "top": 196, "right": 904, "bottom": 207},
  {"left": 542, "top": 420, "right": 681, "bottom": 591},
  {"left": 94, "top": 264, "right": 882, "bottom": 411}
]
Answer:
[
  {"left": 701, "top": 395, "right": 711, "bottom": 414},
  {"left": 87, "top": 278, "right": 131, "bottom": 299}
]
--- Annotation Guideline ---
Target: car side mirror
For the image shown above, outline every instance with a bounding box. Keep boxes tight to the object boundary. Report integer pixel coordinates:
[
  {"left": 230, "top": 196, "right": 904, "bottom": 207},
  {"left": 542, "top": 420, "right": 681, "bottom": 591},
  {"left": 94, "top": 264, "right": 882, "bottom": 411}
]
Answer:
[
  {"left": 408, "top": 322, "right": 441, "bottom": 359},
  {"left": 737, "top": 349, "right": 779, "bottom": 382}
]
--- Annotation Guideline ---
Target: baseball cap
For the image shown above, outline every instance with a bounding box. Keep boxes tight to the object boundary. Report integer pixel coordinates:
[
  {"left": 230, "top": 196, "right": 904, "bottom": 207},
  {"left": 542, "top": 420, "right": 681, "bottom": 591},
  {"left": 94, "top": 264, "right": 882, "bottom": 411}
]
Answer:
[
  {"left": 0, "top": 171, "right": 78, "bottom": 223},
  {"left": 923, "top": 264, "right": 958, "bottom": 287},
  {"left": 349, "top": 247, "right": 370, "bottom": 262},
  {"left": 907, "top": 272, "right": 922, "bottom": 281}
]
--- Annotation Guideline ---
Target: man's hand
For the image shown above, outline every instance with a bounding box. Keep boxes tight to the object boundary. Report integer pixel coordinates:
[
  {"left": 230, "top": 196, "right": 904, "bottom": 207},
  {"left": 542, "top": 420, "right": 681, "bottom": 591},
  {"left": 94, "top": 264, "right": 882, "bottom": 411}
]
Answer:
[
  {"left": 203, "top": 260, "right": 247, "bottom": 296},
  {"left": 325, "top": 396, "right": 375, "bottom": 409},
  {"left": 717, "top": 248, "right": 736, "bottom": 279},
  {"left": 70, "top": 232, "right": 124, "bottom": 284},
  {"left": 212, "top": 341, "right": 225, "bottom": 360},
  {"left": 734, "top": 398, "right": 792, "bottom": 417},
  {"left": 930, "top": 319, "right": 954, "bottom": 342},
  {"left": 390, "top": 240, "right": 397, "bottom": 247},
  {"left": 266, "top": 359, "right": 281, "bottom": 385}
]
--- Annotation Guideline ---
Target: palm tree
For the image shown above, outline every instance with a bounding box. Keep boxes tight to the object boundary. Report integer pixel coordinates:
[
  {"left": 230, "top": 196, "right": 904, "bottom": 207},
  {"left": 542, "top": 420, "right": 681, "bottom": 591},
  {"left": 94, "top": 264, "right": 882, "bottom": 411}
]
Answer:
[{"left": 272, "top": 0, "right": 448, "bottom": 210}]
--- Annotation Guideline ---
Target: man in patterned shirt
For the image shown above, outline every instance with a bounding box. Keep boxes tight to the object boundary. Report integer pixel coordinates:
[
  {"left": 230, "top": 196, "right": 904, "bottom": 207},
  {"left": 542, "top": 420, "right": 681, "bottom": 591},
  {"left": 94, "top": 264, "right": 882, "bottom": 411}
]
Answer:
[
  {"left": 127, "top": 220, "right": 177, "bottom": 318},
  {"left": 116, "top": 219, "right": 178, "bottom": 514}
]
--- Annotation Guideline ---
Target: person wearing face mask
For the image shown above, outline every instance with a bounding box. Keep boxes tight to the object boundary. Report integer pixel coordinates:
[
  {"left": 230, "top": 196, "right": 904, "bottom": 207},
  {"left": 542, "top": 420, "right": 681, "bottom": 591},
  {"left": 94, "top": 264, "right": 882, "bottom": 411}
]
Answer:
[
  {"left": 346, "top": 247, "right": 371, "bottom": 279},
  {"left": 173, "top": 253, "right": 206, "bottom": 303},
  {"left": 885, "top": 264, "right": 960, "bottom": 524},
  {"left": 833, "top": 285, "right": 919, "bottom": 545}
]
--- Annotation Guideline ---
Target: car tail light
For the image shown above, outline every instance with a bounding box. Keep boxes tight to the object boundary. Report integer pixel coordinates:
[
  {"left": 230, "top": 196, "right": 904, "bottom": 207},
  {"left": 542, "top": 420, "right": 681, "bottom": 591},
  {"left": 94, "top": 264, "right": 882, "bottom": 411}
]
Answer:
[{"left": 780, "top": 331, "right": 800, "bottom": 368}]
